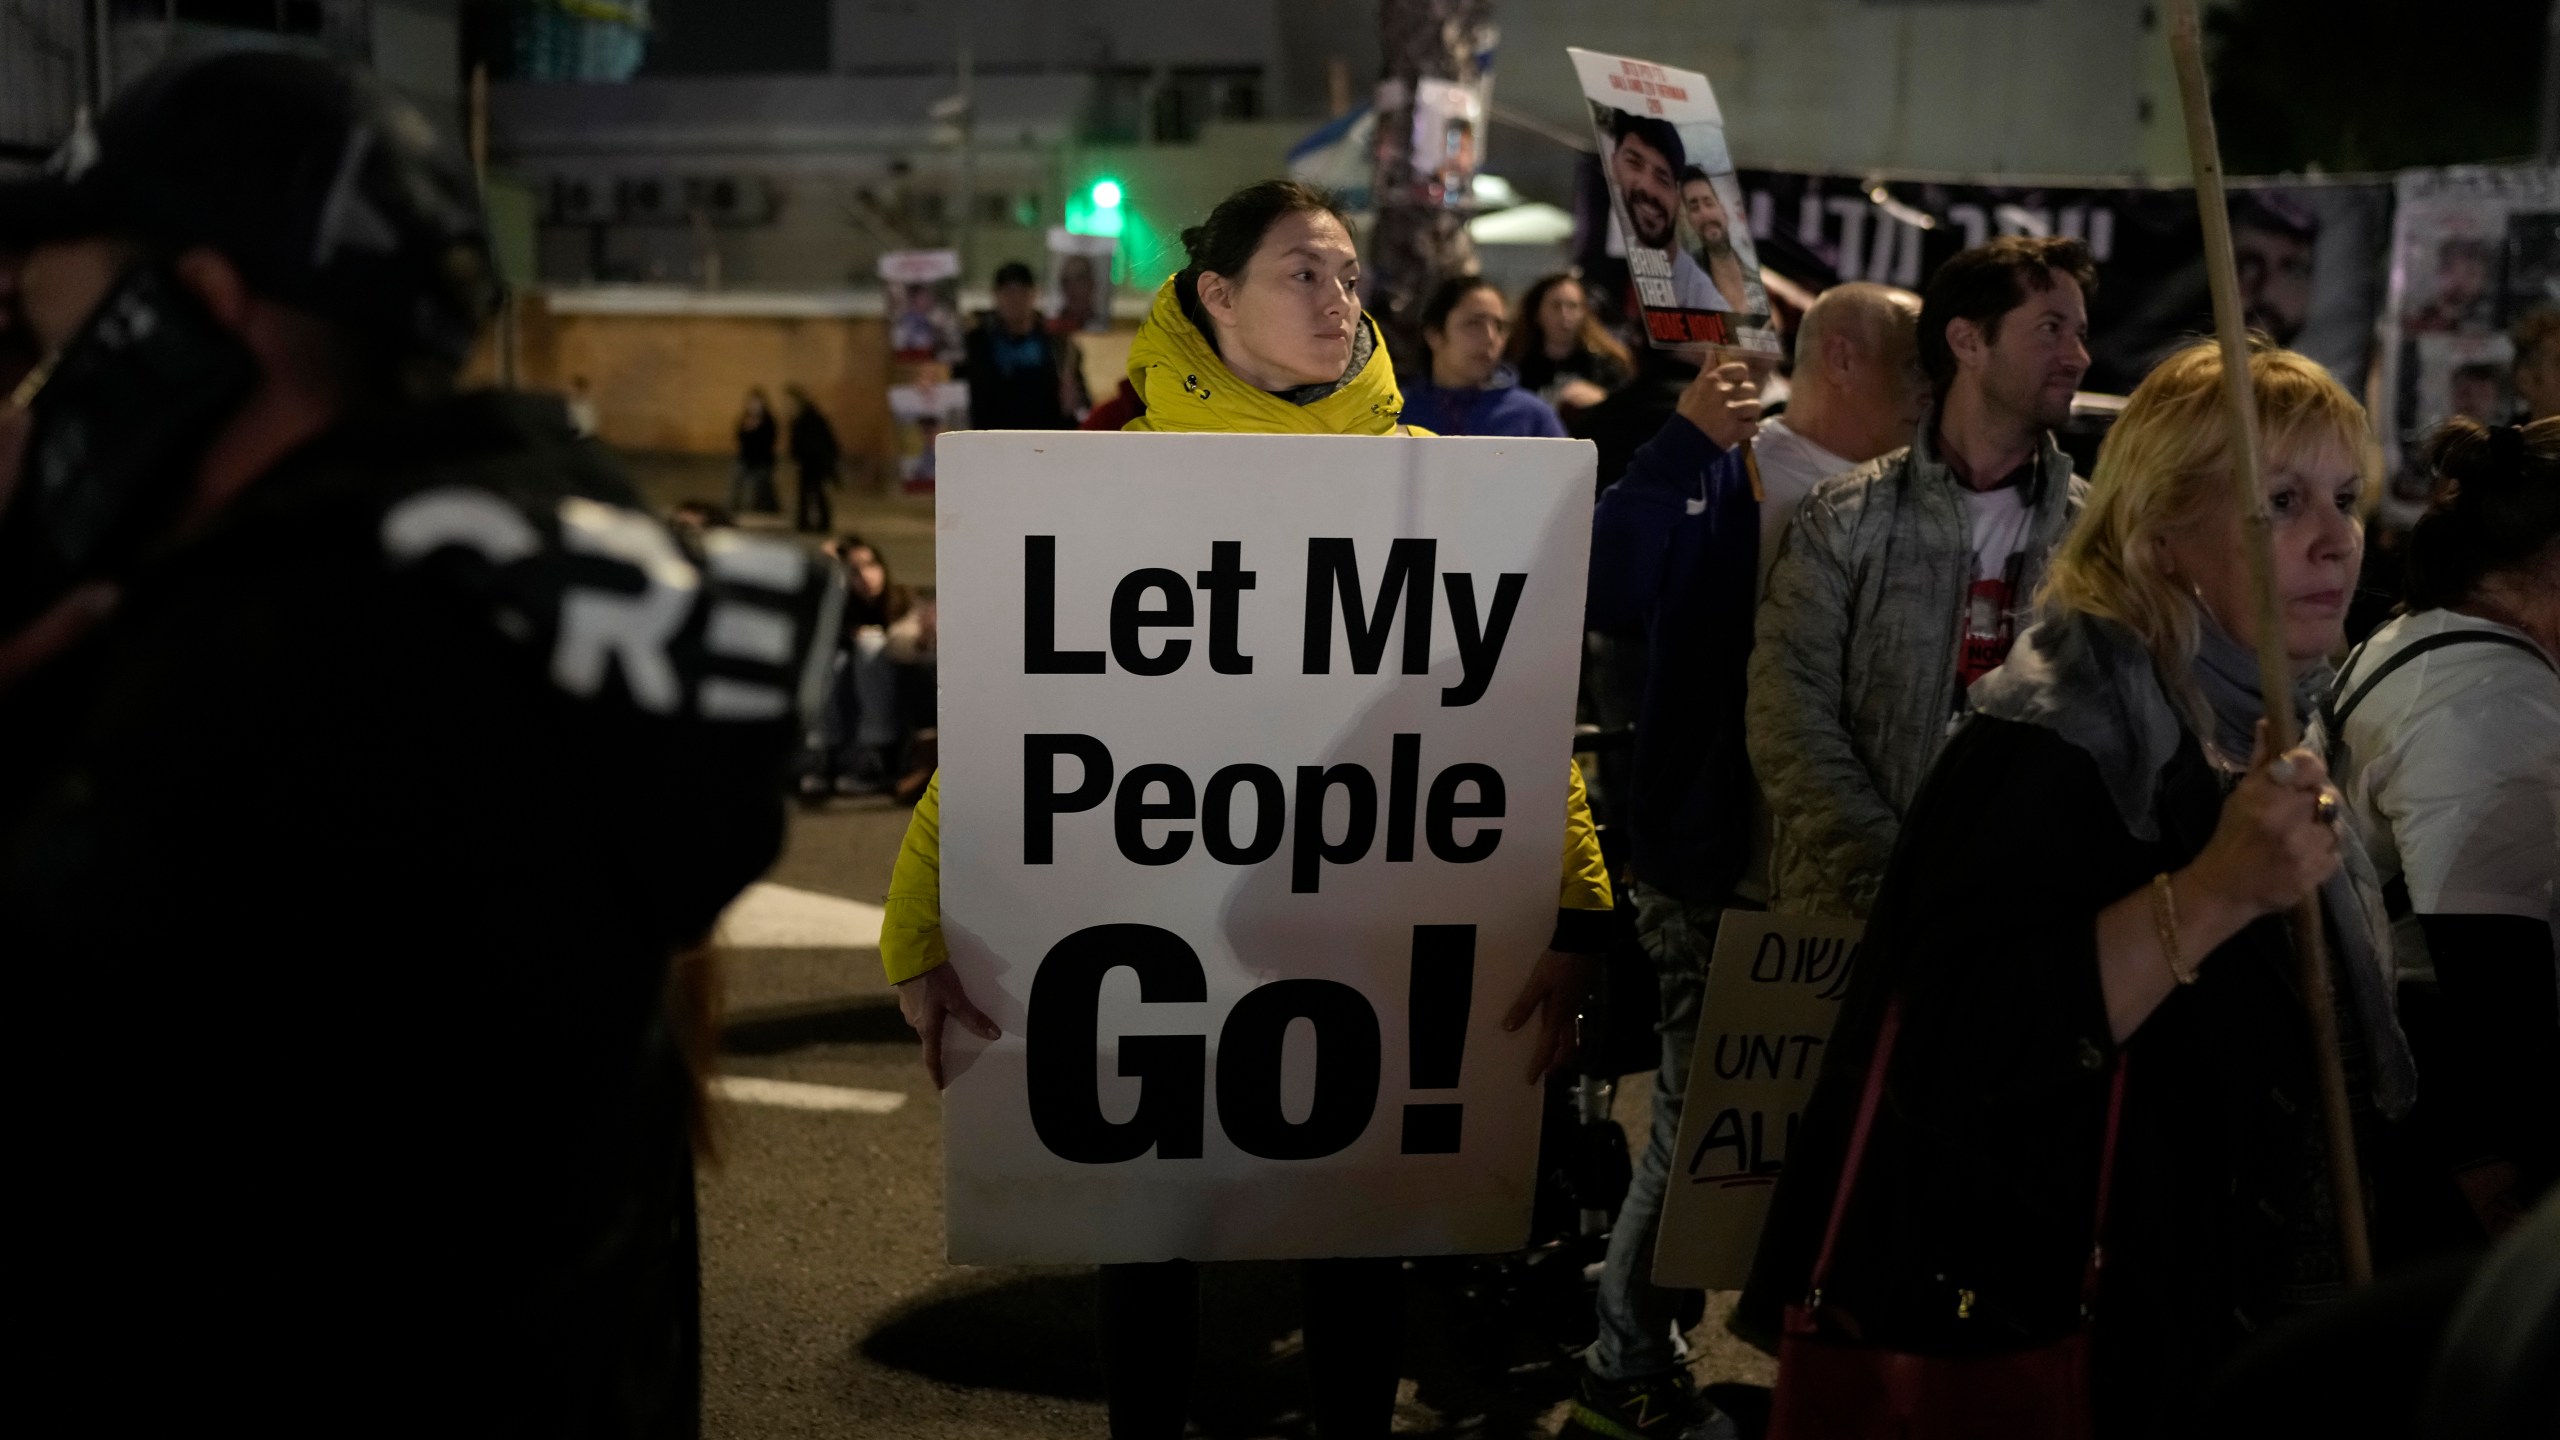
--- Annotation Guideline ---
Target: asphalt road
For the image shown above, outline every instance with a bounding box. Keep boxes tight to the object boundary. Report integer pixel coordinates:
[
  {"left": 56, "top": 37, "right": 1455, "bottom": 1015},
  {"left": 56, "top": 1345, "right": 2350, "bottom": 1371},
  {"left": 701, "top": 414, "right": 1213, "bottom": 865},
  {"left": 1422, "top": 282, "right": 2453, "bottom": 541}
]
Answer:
[{"left": 625, "top": 452, "right": 1780, "bottom": 1438}]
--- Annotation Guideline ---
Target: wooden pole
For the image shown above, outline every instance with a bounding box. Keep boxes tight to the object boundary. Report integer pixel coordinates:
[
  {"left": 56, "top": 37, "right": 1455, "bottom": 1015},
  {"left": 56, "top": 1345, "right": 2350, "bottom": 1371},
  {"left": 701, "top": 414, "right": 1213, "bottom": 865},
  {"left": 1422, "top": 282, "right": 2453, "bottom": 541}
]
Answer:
[{"left": 2165, "top": 0, "right": 2372, "bottom": 1288}]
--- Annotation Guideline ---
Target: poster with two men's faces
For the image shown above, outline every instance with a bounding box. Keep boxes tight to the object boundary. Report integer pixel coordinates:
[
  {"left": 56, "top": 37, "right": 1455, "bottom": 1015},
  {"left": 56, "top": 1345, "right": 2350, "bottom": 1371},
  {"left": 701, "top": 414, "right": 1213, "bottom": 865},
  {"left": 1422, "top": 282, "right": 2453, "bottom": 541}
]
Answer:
[{"left": 1570, "top": 47, "right": 1781, "bottom": 359}]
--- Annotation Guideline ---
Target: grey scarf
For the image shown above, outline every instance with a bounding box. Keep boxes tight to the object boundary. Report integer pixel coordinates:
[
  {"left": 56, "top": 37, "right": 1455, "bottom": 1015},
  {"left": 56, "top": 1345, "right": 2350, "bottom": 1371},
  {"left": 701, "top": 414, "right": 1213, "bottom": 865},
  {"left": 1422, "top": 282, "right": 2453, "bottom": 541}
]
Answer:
[{"left": 1971, "top": 607, "right": 2416, "bottom": 1118}]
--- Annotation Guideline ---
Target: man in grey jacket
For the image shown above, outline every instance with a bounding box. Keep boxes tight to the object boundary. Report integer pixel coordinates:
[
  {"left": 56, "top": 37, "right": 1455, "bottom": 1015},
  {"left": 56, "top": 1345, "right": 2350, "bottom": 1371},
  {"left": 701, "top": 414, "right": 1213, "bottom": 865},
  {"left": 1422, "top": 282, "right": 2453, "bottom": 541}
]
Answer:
[{"left": 1748, "top": 237, "right": 2096, "bottom": 917}]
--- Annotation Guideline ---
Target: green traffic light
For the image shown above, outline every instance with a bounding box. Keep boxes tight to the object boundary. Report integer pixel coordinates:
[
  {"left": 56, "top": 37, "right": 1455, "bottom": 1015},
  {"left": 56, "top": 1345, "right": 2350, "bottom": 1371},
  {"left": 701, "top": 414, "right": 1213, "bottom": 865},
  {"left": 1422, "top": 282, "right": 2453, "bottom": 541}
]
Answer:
[{"left": 1091, "top": 179, "right": 1123, "bottom": 210}]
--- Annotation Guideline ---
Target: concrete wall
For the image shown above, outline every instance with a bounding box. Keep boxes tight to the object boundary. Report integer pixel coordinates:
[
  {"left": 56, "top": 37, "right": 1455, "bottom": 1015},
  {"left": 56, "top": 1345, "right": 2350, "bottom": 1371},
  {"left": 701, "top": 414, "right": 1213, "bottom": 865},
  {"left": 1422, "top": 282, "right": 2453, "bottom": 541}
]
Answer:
[
  {"left": 1472, "top": 0, "right": 2195, "bottom": 217},
  {"left": 828, "top": 0, "right": 1276, "bottom": 74},
  {"left": 472, "top": 294, "right": 899, "bottom": 468},
  {"left": 1061, "top": 119, "right": 1310, "bottom": 284}
]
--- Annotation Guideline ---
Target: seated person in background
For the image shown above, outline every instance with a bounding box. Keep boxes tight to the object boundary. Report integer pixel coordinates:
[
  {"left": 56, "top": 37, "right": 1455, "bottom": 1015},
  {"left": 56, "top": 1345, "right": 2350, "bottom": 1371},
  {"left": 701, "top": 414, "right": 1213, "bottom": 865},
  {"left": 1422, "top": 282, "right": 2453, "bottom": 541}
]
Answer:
[
  {"left": 2329, "top": 417, "right": 2560, "bottom": 1244},
  {"left": 1397, "top": 274, "right": 1568, "bottom": 438},
  {"left": 1509, "top": 272, "right": 1635, "bottom": 419},
  {"left": 800, "top": 534, "right": 934, "bottom": 797}
]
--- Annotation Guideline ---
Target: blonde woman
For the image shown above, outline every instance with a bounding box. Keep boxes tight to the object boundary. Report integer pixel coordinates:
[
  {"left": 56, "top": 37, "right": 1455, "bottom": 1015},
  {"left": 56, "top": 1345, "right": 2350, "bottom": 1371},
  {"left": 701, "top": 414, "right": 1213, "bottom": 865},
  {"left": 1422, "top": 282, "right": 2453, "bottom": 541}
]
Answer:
[{"left": 1737, "top": 340, "right": 2414, "bottom": 1437}]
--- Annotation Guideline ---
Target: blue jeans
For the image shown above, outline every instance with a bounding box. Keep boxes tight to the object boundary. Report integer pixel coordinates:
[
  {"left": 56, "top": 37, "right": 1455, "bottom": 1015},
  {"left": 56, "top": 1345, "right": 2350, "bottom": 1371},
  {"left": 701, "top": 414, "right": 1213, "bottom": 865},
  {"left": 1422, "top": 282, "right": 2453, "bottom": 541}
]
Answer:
[{"left": 1590, "top": 880, "right": 1718, "bottom": 1379}]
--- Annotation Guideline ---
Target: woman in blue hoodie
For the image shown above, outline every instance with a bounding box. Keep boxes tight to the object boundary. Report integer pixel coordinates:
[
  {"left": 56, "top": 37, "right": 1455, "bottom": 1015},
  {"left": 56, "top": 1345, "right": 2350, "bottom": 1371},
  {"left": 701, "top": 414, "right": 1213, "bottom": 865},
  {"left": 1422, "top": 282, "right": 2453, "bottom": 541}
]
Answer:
[{"left": 1399, "top": 275, "right": 1571, "bottom": 438}]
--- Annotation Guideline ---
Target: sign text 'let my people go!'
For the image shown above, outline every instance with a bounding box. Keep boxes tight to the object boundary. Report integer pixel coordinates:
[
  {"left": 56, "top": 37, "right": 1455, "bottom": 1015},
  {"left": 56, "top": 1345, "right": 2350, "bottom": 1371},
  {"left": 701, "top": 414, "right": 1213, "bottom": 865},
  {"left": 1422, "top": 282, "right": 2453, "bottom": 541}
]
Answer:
[{"left": 934, "top": 432, "right": 1593, "bottom": 1265}]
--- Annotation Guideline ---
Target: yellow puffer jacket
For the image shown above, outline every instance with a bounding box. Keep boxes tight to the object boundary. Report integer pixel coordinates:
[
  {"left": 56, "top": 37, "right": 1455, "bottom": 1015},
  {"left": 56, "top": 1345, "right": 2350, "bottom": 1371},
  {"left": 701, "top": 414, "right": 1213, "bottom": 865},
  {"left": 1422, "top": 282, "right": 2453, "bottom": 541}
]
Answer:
[{"left": 882, "top": 278, "right": 1611, "bottom": 984}]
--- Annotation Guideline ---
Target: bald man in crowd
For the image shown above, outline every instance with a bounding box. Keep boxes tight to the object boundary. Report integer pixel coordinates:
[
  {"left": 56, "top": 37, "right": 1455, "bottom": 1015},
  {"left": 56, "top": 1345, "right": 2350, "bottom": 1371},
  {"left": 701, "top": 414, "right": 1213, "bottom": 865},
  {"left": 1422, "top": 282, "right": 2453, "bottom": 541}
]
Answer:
[
  {"left": 1566, "top": 283, "right": 1924, "bottom": 1440},
  {"left": 1751, "top": 284, "right": 1928, "bottom": 593}
]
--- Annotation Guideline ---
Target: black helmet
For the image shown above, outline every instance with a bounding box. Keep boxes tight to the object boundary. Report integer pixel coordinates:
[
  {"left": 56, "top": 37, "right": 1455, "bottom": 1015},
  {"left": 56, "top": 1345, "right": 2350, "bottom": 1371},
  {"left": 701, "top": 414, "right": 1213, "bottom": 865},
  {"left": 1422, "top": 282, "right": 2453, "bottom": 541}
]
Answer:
[{"left": 0, "top": 49, "right": 496, "bottom": 370}]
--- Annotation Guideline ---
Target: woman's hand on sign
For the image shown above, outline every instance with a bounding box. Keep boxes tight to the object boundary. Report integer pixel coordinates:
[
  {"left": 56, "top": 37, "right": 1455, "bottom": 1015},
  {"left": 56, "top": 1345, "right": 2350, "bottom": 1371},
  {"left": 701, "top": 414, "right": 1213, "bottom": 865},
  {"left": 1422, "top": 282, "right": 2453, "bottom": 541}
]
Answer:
[
  {"left": 897, "top": 962, "right": 1001, "bottom": 1090},
  {"left": 2182, "top": 720, "right": 2343, "bottom": 928},
  {"left": 1676, "top": 362, "right": 1761, "bottom": 451},
  {"left": 1502, "top": 948, "right": 1594, "bottom": 1084}
]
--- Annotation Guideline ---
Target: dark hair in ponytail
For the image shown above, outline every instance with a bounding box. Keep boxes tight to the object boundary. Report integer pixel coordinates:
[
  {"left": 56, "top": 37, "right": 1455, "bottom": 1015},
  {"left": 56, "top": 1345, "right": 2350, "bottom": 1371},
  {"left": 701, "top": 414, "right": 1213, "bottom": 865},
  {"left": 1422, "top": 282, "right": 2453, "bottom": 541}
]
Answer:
[
  {"left": 1174, "top": 179, "right": 1352, "bottom": 348},
  {"left": 2403, "top": 416, "right": 2560, "bottom": 611}
]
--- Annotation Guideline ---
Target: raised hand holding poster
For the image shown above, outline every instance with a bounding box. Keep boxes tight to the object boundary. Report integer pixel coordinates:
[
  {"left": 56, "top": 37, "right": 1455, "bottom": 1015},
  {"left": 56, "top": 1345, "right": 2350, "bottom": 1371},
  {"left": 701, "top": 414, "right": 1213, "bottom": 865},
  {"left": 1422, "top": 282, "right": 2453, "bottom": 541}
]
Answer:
[{"left": 1569, "top": 47, "right": 1781, "bottom": 358}]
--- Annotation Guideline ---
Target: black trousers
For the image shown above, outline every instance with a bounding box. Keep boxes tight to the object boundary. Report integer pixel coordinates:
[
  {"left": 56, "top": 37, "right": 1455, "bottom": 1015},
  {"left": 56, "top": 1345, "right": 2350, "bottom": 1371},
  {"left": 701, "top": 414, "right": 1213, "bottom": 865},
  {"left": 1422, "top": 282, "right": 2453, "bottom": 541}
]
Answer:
[
  {"left": 1097, "top": 1256, "right": 1403, "bottom": 1440},
  {"left": 793, "top": 464, "right": 832, "bottom": 533}
]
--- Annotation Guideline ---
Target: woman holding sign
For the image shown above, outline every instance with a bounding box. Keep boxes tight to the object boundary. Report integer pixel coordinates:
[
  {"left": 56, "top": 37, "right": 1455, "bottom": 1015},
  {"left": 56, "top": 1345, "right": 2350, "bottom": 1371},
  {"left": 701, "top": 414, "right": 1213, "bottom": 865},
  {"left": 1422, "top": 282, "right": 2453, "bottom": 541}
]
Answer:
[
  {"left": 1737, "top": 340, "right": 2412, "bottom": 1436},
  {"left": 885, "top": 179, "right": 1614, "bottom": 1440}
]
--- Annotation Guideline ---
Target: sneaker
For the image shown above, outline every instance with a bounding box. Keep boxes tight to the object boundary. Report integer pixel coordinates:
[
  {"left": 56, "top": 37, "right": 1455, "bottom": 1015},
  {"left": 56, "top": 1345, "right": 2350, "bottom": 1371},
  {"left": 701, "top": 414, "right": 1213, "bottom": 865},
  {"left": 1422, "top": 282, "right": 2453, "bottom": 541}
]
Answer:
[{"left": 1561, "top": 1365, "right": 1738, "bottom": 1440}]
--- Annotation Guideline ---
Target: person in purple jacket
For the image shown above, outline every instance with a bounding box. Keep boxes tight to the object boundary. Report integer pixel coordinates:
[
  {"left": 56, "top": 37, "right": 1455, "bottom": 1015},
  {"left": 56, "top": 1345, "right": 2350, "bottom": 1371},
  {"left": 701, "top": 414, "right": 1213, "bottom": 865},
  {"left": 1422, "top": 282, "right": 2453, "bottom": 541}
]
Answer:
[{"left": 1400, "top": 274, "right": 1571, "bottom": 437}]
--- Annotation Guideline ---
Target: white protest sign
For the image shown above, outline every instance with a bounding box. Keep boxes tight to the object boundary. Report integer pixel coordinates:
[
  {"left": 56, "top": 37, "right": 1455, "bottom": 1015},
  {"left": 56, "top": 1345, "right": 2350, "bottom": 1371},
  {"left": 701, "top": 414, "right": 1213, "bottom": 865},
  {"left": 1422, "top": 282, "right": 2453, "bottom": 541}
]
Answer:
[
  {"left": 1651, "top": 910, "right": 1865, "bottom": 1291},
  {"left": 934, "top": 430, "right": 1594, "bottom": 1265}
]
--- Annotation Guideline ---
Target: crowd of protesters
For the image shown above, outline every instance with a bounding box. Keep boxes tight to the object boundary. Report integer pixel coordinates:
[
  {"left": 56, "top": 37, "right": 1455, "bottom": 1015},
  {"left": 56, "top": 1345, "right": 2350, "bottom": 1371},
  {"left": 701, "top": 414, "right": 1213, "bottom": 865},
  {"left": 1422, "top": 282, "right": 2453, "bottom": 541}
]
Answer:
[
  {"left": 876, "top": 179, "right": 2555, "bottom": 1440},
  {"left": 7, "top": 44, "right": 2552, "bottom": 1438}
]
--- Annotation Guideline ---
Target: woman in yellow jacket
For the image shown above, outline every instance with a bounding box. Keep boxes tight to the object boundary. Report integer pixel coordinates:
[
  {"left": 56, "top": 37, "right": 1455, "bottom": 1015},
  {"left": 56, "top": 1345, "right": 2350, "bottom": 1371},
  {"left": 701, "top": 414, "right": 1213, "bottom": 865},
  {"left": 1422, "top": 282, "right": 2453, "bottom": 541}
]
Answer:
[{"left": 884, "top": 179, "right": 1613, "bottom": 1440}]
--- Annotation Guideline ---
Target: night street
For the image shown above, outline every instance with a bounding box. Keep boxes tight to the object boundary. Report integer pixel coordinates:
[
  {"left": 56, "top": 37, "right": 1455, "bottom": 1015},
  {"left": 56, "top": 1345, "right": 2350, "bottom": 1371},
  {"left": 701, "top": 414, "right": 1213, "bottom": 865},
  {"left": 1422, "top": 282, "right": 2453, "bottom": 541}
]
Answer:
[{"left": 696, "top": 791, "right": 1773, "bottom": 1439}]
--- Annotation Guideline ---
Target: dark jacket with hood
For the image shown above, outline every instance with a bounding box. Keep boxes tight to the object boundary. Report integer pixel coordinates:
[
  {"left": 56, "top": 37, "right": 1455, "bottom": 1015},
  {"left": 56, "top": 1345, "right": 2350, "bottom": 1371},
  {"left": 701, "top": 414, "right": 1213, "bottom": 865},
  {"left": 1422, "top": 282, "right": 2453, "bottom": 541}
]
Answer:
[
  {"left": 0, "top": 392, "right": 837, "bottom": 1437},
  {"left": 1585, "top": 412, "right": 1761, "bottom": 904},
  {"left": 1736, "top": 610, "right": 2410, "bottom": 1439}
]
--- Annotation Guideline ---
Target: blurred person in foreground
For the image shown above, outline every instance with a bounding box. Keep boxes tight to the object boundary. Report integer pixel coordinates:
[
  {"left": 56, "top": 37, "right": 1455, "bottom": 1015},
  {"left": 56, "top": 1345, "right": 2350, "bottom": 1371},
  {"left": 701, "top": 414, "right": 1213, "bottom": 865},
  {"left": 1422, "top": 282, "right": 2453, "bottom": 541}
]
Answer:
[
  {"left": 1565, "top": 281, "right": 1922, "bottom": 1440},
  {"left": 0, "top": 51, "right": 837, "bottom": 1436},
  {"left": 1749, "top": 237, "right": 2095, "bottom": 918},
  {"left": 1397, "top": 273, "right": 1567, "bottom": 438},
  {"left": 1740, "top": 339, "right": 2412, "bottom": 1436},
  {"left": 1508, "top": 271, "right": 1634, "bottom": 421},
  {"left": 2330, "top": 418, "right": 2559, "bottom": 1246},
  {"left": 963, "top": 259, "right": 1073, "bottom": 431},
  {"left": 883, "top": 178, "right": 1613, "bottom": 1440}
]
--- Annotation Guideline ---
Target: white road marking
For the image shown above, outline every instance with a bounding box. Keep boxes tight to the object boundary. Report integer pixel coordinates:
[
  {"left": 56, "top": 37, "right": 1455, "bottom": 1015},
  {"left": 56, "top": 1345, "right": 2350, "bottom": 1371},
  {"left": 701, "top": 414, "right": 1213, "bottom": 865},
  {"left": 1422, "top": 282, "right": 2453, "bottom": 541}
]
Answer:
[
  {"left": 710, "top": 1076, "right": 908, "bottom": 1114},
  {"left": 715, "top": 882, "right": 885, "bottom": 949}
]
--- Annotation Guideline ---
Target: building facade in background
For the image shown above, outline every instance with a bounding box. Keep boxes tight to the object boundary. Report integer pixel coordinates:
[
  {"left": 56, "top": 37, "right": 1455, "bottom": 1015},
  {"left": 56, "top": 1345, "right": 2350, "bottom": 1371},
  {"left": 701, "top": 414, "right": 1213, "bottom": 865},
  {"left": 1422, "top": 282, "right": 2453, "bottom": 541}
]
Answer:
[
  {"left": 2, "top": 1, "right": 464, "bottom": 166},
  {"left": 492, "top": 0, "right": 2191, "bottom": 291}
]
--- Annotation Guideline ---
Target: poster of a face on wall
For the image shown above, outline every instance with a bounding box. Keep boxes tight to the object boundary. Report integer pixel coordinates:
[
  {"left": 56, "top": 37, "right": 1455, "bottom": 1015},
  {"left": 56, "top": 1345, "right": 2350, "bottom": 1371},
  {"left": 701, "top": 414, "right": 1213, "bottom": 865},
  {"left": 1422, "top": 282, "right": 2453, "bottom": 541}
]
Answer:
[
  {"left": 1735, "top": 170, "right": 2392, "bottom": 399},
  {"left": 1568, "top": 47, "right": 1779, "bottom": 358},
  {"left": 880, "top": 248, "right": 965, "bottom": 364},
  {"left": 2378, "top": 165, "right": 2560, "bottom": 521},
  {"left": 1043, "top": 229, "right": 1117, "bottom": 335},
  {"left": 1410, "top": 76, "right": 1486, "bottom": 210},
  {"left": 888, "top": 379, "right": 969, "bottom": 491}
]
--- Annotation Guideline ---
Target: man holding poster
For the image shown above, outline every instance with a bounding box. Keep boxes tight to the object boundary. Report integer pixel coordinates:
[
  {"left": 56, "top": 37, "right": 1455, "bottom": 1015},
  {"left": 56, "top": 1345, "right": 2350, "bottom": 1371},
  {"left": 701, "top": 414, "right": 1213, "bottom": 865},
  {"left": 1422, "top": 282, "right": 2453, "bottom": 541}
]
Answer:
[
  {"left": 882, "top": 180, "right": 1610, "bottom": 1440},
  {"left": 1571, "top": 47, "right": 1780, "bottom": 357}
]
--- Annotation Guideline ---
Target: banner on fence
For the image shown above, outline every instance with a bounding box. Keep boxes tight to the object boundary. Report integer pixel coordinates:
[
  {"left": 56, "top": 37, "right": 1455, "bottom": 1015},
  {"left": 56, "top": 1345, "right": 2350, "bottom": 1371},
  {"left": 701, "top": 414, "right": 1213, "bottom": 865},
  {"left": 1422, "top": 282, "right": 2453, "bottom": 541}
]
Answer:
[{"left": 1734, "top": 169, "right": 2392, "bottom": 400}]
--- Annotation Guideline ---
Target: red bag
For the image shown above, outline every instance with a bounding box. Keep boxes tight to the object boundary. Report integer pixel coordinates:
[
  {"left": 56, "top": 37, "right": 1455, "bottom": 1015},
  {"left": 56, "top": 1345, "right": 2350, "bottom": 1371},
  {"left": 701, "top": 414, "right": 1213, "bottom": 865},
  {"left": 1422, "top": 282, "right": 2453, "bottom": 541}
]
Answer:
[{"left": 1766, "top": 1004, "right": 2127, "bottom": 1440}]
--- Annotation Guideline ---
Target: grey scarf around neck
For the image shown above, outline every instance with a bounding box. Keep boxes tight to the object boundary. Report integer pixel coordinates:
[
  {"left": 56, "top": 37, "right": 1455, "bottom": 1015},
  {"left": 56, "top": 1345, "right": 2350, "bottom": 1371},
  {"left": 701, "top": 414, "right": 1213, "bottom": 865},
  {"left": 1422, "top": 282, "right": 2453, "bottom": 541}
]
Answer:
[
  {"left": 1970, "top": 606, "right": 2415, "bottom": 1119},
  {"left": 2191, "top": 603, "right": 2283, "bottom": 767}
]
